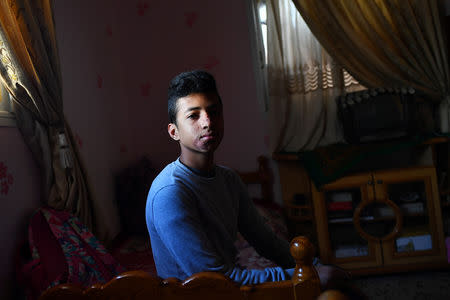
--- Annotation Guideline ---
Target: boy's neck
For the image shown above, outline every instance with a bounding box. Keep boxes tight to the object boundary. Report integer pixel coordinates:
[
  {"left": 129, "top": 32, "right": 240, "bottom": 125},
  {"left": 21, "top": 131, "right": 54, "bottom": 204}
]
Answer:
[{"left": 179, "top": 152, "right": 215, "bottom": 172}]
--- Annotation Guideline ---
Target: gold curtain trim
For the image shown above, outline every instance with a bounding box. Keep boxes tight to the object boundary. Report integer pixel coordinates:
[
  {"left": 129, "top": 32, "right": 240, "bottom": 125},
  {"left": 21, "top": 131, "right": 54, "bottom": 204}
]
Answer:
[{"left": 293, "top": 0, "right": 450, "bottom": 99}]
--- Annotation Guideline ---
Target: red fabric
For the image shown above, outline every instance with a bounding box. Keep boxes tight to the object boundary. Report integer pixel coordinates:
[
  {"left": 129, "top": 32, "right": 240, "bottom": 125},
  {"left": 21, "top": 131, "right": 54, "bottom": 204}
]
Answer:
[
  {"left": 17, "top": 207, "right": 125, "bottom": 300},
  {"left": 111, "top": 236, "right": 157, "bottom": 276},
  {"left": 24, "top": 210, "right": 68, "bottom": 300},
  {"left": 327, "top": 201, "right": 353, "bottom": 211}
]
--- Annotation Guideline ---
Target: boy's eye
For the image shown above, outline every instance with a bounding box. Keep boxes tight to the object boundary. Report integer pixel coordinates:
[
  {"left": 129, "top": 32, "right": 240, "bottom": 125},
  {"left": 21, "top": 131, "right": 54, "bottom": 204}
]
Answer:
[
  {"left": 208, "top": 108, "right": 221, "bottom": 116},
  {"left": 187, "top": 114, "right": 198, "bottom": 119}
]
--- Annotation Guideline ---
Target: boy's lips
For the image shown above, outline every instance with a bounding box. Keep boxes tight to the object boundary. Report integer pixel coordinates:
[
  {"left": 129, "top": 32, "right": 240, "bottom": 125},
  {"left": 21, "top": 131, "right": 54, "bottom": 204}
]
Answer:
[
  {"left": 201, "top": 134, "right": 216, "bottom": 140},
  {"left": 200, "top": 132, "right": 218, "bottom": 141}
]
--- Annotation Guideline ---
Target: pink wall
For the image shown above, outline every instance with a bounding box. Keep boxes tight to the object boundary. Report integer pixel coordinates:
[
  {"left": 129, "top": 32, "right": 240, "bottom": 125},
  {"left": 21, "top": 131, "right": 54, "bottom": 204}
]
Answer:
[
  {"left": 0, "top": 1, "right": 268, "bottom": 296},
  {"left": 54, "top": 0, "right": 269, "bottom": 240},
  {"left": 0, "top": 126, "right": 41, "bottom": 299}
]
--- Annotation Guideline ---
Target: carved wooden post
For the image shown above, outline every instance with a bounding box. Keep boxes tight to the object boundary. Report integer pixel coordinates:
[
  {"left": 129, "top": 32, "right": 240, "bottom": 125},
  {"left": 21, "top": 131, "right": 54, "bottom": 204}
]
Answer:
[
  {"left": 317, "top": 290, "right": 351, "bottom": 300},
  {"left": 290, "top": 236, "right": 321, "bottom": 299}
]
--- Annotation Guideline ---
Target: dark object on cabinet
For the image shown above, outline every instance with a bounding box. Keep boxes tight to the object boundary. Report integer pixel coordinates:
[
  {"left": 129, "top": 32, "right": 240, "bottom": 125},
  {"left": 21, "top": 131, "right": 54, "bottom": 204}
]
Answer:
[{"left": 336, "top": 88, "right": 435, "bottom": 144}]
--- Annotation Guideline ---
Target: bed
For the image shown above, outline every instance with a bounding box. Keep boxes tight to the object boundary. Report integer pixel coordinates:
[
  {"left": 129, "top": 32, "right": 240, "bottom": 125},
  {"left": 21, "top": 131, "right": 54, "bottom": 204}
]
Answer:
[
  {"left": 110, "top": 156, "right": 290, "bottom": 275},
  {"left": 39, "top": 236, "right": 348, "bottom": 300},
  {"left": 35, "top": 156, "right": 351, "bottom": 300}
]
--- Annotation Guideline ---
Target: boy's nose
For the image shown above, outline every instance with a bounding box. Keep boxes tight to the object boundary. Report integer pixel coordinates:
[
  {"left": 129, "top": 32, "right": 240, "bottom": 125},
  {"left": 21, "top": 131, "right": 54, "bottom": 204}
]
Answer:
[{"left": 200, "top": 113, "right": 211, "bottom": 128}]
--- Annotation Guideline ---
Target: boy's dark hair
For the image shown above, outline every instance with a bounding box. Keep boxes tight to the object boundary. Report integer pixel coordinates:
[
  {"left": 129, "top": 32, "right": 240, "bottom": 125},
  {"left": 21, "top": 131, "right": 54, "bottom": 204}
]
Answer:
[{"left": 168, "top": 70, "right": 222, "bottom": 124}]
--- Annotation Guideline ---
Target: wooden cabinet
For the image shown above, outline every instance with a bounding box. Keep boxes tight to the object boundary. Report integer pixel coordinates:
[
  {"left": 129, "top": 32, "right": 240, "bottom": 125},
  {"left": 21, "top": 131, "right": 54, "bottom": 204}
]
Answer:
[
  {"left": 312, "top": 166, "right": 448, "bottom": 275},
  {"left": 434, "top": 139, "right": 450, "bottom": 236},
  {"left": 274, "top": 154, "right": 317, "bottom": 244}
]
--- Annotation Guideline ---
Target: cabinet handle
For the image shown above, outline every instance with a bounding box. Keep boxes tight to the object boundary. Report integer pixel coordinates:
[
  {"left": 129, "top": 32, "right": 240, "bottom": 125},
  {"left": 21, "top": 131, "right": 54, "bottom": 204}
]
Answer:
[
  {"left": 377, "top": 180, "right": 383, "bottom": 184},
  {"left": 367, "top": 180, "right": 373, "bottom": 185}
]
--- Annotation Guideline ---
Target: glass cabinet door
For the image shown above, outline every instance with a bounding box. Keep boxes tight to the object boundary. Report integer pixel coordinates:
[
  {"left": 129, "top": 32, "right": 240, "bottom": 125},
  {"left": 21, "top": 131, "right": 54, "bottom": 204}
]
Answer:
[
  {"left": 325, "top": 189, "right": 369, "bottom": 259},
  {"left": 373, "top": 167, "right": 447, "bottom": 265},
  {"left": 312, "top": 173, "right": 383, "bottom": 270}
]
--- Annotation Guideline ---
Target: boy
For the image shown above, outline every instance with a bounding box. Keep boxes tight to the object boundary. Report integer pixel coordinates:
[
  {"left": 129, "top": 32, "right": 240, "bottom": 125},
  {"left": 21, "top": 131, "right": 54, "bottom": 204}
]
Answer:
[{"left": 145, "top": 70, "right": 342, "bottom": 286}]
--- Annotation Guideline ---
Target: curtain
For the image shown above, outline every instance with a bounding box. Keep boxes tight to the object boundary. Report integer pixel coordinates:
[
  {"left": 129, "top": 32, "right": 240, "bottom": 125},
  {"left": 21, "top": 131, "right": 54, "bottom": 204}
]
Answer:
[
  {"left": 0, "top": 1, "right": 95, "bottom": 232},
  {"left": 265, "top": 0, "right": 364, "bottom": 153},
  {"left": 292, "top": 0, "right": 450, "bottom": 111}
]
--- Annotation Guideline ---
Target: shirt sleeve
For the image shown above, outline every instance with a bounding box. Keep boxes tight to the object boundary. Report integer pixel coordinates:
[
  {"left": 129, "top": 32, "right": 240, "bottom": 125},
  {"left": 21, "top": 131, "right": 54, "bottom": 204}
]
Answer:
[
  {"left": 235, "top": 176, "right": 296, "bottom": 269},
  {"left": 151, "top": 184, "right": 292, "bottom": 285}
]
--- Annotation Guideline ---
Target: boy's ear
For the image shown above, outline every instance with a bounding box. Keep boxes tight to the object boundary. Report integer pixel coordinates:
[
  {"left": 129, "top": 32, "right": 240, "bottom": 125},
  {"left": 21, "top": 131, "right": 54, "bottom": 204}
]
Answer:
[{"left": 168, "top": 123, "right": 180, "bottom": 141}]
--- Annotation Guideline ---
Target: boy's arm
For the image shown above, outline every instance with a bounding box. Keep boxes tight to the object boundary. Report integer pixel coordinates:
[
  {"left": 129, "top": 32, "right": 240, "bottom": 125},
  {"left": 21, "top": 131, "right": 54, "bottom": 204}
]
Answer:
[
  {"left": 236, "top": 178, "right": 296, "bottom": 269},
  {"left": 150, "top": 185, "right": 292, "bottom": 285},
  {"left": 235, "top": 178, "right": 350, "bottom": 289}
]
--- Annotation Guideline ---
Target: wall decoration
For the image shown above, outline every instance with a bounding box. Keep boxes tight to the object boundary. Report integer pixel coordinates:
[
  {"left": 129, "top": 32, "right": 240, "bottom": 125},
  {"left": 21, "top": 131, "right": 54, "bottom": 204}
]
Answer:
[
  {"left": 0, "top": 161, "right": 13, "bottom": 195},
  {"left": 97, "top": 74, "right": 103, "bottom": 88},
  {"left": 120, "top": 144, "right": 128, "bottom": 153},
  {"left": 140, "top": 82, "right": 151, "bottom": 97},
  {"left": 74, "top": 133, "right": 83, "bottom": 149},
  {"left": 106, "top": 25, "right": 113, "bottom": 37},
  {"left": 203, "top": 56, "right": 220, "bottom": 70},
  {"left": 264, "top": 135, "right": 270, "bottom": 148},
  {"left": 184, "top": 12, "right": 198, "bottom": 28},
  {"left": 137, "top": 1, "right": 149, "bottom": 16}
]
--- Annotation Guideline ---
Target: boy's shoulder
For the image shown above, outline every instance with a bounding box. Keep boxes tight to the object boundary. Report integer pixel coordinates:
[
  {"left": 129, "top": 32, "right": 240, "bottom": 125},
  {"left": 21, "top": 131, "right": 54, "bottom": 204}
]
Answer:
[{"left": 150, "top": 160, "right": 179, "bottom": 191}]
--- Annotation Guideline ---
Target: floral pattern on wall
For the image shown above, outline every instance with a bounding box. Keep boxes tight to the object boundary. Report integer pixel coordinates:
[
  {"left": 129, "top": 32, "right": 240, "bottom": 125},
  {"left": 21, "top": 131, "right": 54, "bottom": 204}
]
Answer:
[
  {"left": 140, "top": 81, "right": 151, "bottom": 97},
  {"left": 203, "top": 56, "right": 220, "bottom": 70},
  {"left": 0, "top": 161, "right": 14, "bottom": 195},
  {"left": 106, "top": 25, "right": 113, "bottom": 37},
  {"left": 120, "top": 144, "right": 128, "bottom": 153},
  {"left": 136, "top": 1, "right": 149, "bottom": 16},
  {"left": 184, "top": 12, "right": 198, "bottom": 28},
  {"left": 97, "top": 74, "right": 103, "bottom": 88},
  {"left": 53, "top": 0, "right": 266, "bottom": 238},
  {"left": 74, "top": 133, "right": 83, "bottom": 149}
]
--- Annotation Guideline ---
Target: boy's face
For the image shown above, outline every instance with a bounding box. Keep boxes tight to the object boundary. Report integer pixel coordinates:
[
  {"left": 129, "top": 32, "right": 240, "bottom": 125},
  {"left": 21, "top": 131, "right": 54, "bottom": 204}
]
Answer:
[{"left": 168, "top": 92, "right": 224, "bottom": 156}]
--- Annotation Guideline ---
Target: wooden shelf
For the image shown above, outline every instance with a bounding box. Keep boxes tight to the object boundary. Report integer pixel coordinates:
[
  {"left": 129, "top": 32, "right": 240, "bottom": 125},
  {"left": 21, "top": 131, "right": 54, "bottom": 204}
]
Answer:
[
  {"left": 275, "top": 138, "right": 450, "bottom": 275},
  {"left": 312, "top": 166, "right": 447, "bottom": 274},
  {"left": 272, "top": 153, "right": 299, "bottom": 161},
  {"left": 328, "top": 217, "right": 354, "bottom": 224},
  {"left": 286, "top": 204, "right": 313, "bottom": 222},
  {"left": 440, "top": 188, "right": 450, "bottom": 196},
  {"left": 422, "top": 137, "right": 450, "bottom": 145},
  {"left": 288, "top": 215, "right": 313, "bottom": 222},
  {"left": 286, "top": 204, "right": 311, "bottom": 209},
  {"left": 328, "top": 214, "right": 428, "bottom": 225}
]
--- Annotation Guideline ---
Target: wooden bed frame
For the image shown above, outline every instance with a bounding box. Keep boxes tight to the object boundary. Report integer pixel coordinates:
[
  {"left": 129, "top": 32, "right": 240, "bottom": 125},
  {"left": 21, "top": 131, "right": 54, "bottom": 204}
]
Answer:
[
  {"left": 39, "top": 236, "right": 348, "bottom": 300},
  {"left": 238, "top": 156, "right": 274, "bottom": 203},
  {"left": 38, "top": 156, "right": 350, "bottom": 300}
]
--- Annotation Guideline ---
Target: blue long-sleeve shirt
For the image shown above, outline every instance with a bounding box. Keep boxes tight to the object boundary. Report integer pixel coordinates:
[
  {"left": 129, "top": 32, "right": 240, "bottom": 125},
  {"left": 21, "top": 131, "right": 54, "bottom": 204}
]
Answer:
[{"left": 145, "top": 158, "right": 295, "bottom": 285}]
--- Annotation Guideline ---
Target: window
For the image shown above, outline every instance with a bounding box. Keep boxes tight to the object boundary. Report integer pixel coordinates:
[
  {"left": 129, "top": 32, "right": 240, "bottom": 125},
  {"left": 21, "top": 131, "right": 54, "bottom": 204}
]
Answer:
[
  {"left": 0, "top": 84, "right": 15, "bottom": 127},
  {"left": 258, "top": 1, "right": 267, "bottom": 64},
  {"left": 256, "top": 0, "right": 363, "bottom": 91}
]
